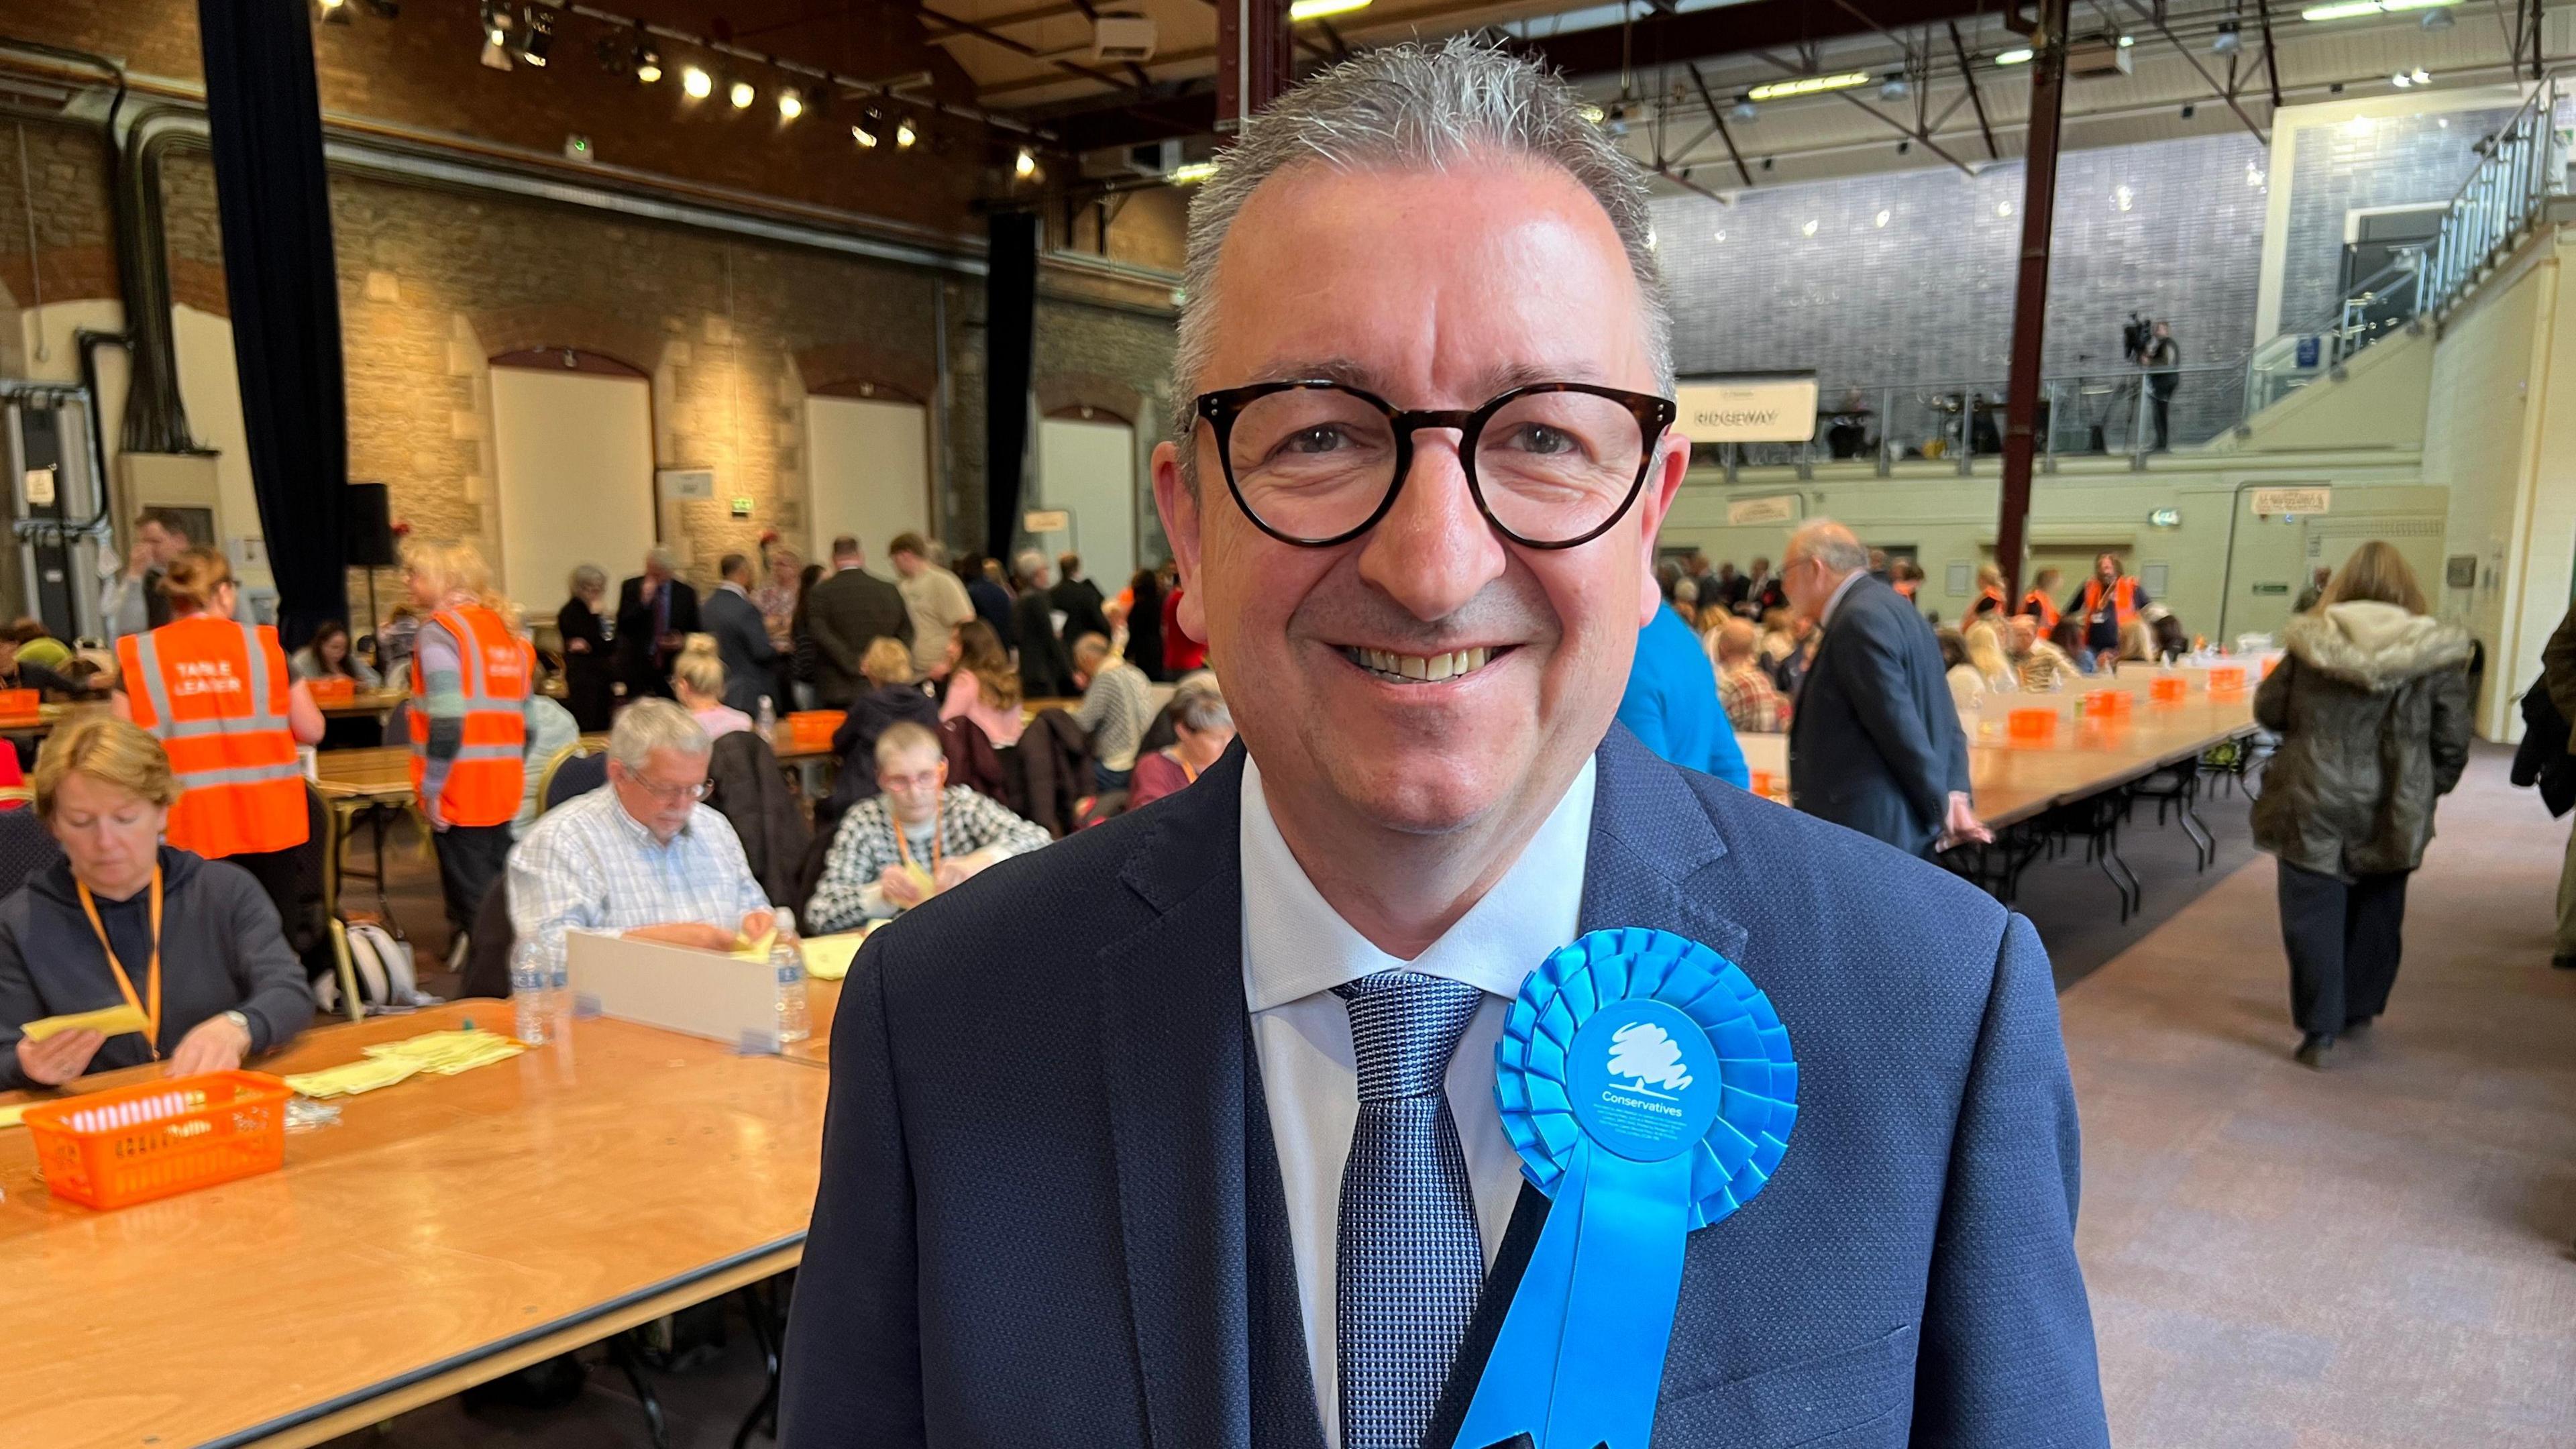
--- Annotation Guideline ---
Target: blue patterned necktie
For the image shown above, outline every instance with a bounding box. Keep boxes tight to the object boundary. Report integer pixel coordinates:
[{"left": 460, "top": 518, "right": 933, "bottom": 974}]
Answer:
[{"left": 1335, "top": 969, "right": 1487, "bottom": 1449}]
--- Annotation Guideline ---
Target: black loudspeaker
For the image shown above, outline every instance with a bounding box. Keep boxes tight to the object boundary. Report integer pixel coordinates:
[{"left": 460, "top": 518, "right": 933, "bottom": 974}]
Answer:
[{"left": 345, "top": 481, "right": 396, "bottom": 567}]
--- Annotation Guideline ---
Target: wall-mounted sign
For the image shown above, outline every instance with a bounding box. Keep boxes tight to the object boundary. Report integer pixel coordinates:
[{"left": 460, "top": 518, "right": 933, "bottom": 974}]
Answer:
[
  {"left": 656, "top": 468, "right": 715, "bottom": 501},
  {"left": 2251, "top": 486, "right": 2330, "bottom": 516},
  {"left": 2295, "top": 335, "right": 2321, "bottom": 368},
  {"left": 2147, "top": 506, "right": 2181, "bottom": 529},
  {"left": 21, "top": 467, "right": 54, "bottom": 508},
  {"left": 731, "top": 496, "right": 755, "bottom": 519},
  {"left": 2251, "top": 581, "right": 2290, "bottom": 596},
  {"left": 1724, "top": 494, "right": 1801, "bottom": 527},
  {"left": 2446, "top": 554, "right": 2477, "bottom": 589},
  {"left": 1674, "top": 375, "right": 1820, "bottom": 443},
  {"left": 1024, "top": 508, "right": 1071, "bottom": 534}
]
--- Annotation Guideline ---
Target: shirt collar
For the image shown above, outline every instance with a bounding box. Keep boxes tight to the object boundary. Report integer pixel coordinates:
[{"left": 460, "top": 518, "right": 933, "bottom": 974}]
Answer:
[
  {"left": 1819, "top": 569, "right": 1866, "bottom": 629},
  {"left": 719, "top": 581, "right": 750, "bottom": 598},
  {"left": 1238, "top": 752, "right": 1596, "bottom": 1012}
]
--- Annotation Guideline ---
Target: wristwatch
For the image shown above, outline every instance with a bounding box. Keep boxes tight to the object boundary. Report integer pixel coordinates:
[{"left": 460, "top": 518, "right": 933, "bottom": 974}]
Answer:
[{"left": 221, "top": 1009, "right": 252, "bottom": 1041}]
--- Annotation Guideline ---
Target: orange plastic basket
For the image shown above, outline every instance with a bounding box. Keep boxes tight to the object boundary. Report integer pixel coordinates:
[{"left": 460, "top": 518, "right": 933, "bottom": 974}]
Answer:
[
  {"left": 786, "top": 710, "right": 839, "bottom": 753},
  {"left": 307, "top": 676, "right": 356, "bottom": 705},
  {"left": 22, "top": 1070, "right": 290, "bottom": 1210},
  {"left": 0, "top": 688, "right": 38, "bottom": 715},
  {"left": 2150, "top": 676, "right": 2187, "bottom": 703},
  {"left": 2007, "top": 707, "right": 2057, "bottom": 742},
  {"left": 2208, "top": 665, "right": 2247, "bottom": 692}
]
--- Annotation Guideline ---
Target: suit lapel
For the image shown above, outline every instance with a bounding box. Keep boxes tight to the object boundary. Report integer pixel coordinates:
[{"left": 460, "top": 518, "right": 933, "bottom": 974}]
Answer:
[
  {"left": 1099, "top": 749, "right": 1263, "bottom": 1449},
  {"left": 1430, "top": 729, "right": 1752, "bottom": 1449}
]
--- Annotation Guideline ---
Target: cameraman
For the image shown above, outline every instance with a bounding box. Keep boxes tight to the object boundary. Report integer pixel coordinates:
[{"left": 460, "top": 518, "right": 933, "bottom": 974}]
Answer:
[{"left": 2142, "top": 319, "right": 2180, "bottom": 451}]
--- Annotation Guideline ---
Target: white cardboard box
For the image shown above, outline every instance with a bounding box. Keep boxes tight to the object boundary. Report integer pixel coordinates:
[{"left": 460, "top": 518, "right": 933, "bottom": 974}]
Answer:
[{"left": 566, "top": 929, "right": 782, "bottom": 1053}]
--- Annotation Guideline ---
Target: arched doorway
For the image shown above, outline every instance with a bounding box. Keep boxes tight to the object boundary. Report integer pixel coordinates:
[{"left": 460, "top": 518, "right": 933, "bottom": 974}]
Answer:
[
  {"left": 1036, "top": 403, "right": 1138, "bottom": 593},
  {"left": 804, "top": 380, "right": 932, "bottom": 567}
]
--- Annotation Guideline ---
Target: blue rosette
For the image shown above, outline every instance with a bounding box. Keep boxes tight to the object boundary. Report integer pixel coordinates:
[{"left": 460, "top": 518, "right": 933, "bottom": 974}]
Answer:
[{"left": 1459, "top": 926, "right": 1798, "bottom": 1449}]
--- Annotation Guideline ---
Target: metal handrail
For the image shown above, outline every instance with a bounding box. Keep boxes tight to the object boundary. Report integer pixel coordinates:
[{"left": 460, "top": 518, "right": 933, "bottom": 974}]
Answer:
[{"left": 2424, "top": 72, "right": 2568, "bottom": 315}]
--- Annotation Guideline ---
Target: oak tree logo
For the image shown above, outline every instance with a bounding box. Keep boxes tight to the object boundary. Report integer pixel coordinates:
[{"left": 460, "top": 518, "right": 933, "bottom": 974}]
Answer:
[{"left": 1607, "top": 1020, "right": 1693, "bottom": 1096}]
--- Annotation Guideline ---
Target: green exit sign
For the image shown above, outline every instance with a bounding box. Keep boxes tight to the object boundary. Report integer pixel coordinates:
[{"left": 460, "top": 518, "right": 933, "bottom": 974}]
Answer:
[
  {"left": 2147, "top": 507, "right": 2181, "bottom": 529},
  {"left": 2251, "top": 582, "right": 2290, "bottom": 595},
  {"left": 731, "top": 497, "right": 754, "bottom": 518}
]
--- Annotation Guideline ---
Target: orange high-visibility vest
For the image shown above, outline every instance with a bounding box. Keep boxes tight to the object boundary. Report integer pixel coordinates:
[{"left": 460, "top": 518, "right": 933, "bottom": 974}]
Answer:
[
  {"left": 1973, "top": 584, "right": 2006, "bottom": 617},
  {"left": 2082, "top": 576, "right": 2141, "bottom": 630},
  {"left": 409, "top": 606, "right": 532, "bottom": 828},
  {"left": 2022, "top": 590, "right": 2063, "bottom": 632},
  {"left": 117, "top": 617, "right": 309, "bottom": 858}
]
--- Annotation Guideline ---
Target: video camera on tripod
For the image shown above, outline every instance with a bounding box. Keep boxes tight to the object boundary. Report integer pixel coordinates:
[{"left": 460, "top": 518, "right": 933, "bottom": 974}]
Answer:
[{"left": 2121, "top": 313, "right": 2156, "bottom": 366}]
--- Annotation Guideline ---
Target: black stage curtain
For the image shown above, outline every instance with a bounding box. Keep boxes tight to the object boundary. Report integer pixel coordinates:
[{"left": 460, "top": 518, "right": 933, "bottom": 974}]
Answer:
[
  {"left": 197, "top": 0, "right": 349, "bottom": 648},
  {"left": 983, "top": 211, "right": 1039, "bottom": 564}
]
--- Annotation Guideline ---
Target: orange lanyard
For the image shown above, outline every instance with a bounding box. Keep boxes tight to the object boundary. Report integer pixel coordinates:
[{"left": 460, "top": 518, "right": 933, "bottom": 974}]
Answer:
[
  {"left": 77, "top": 869, "right": 164, "bottom": 1058},
  {"left": 893, "top": 796, "right": 943, "bottom": 875},
  {"left": 1176, "top": 749, "right": 1201, "bottom": 786}
]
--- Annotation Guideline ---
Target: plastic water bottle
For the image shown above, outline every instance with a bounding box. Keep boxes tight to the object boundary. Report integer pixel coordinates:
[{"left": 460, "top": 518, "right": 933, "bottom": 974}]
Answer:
[
  {"left": 511, "top": 939, "right": 552, "bottom": 1046},
  {"left": 756, "top": 694, "right": 777, "bottom": 744},
  {"left": 771, "top": 906, "right": 810, "bottom": 1046}
]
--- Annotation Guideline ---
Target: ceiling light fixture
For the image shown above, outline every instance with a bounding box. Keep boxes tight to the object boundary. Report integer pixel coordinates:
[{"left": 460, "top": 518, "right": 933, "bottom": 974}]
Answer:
[
  {"left": 319, "top": 0, "right": 352, "bottom": 24},
  {"left": 1747, "top": 70, "right": 1872, "bottom": 101},
  {"left": 1167, "top": 160, "right": 1218, "bottom": 184},
  {"left": 1996, "top": 47, "right": 2034, "bottom": 64},
  {"left": 896, "top": 117, "right": 918, "bottom": 148},
  {"left": 1880, "top": 72, "right": 1910, "bottom": 101},
  {"left": 682, "top": 65, "right": 712, "bottom": 99},
  {"left": 853, "top": 109, "right": 881, "bottom": 147},
  {"left": 2420, "top": 5, "right": 2454, "bottom": 28},
  {"left": 633, "top": 46, "right": 661, "bottom": 83},
  {"left": 1287, "top": 0, "right": 1371, "bottom": 19},
  {"left": 1801, "top": 218, "right": 1818, "bottom": 236},
  {"left": 729, "top": 78, "right": 755, "bottom": 109},
  {"left": 1015, "top": 147, "right": 1038, "bottom": 178},
  {"left": 1580, "top": 103, "right": 1607, "bottom": 124},
  {"left": 1874, "top": 209, "right": 1891, "bottom": 227},
  {"left": 478, "top": 1, "right": 513, "bottom": 70},
  {"left": 777, "top": 87, "right": 804, "bottom": 120},
  {"left": 1730, "top": 97, "right": 1759, "bottom": 122},
  {"left": 2212, "top": 19, "right": 2242, "bottom": 51},
  {"left": 2303, "top": 0, "right": 2458, "bottom": 19},
  {"left": 1997, "top": 201, "right": 2015, "bottom": 217}
]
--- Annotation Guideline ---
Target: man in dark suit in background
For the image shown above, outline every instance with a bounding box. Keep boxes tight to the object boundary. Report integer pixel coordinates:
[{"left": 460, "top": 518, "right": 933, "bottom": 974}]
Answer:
[
  {"left": 1784, "top": 519, "right": 1990, "bottom": 858},
  {"left": 614, "top": 547, "right": 700, "bottom": 701},
  {"left": 782, "top": 40, "right": 2103, "bottom": 1449},
  {"left": 1012, "top": 549, "right": 1075, "bottom": 698},
  {"left": 702, "top": 551, "right": 780, "bottom": 716},
  {"left": 1049, "top": 550, "right": 1114, "bottom": 648},
  {"left": 804, "top": 535, "right": 912, "bottom": 709}
]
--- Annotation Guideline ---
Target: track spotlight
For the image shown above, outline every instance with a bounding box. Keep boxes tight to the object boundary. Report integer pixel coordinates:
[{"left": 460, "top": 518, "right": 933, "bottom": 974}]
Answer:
[
  {"left": 1730, "top": 97, "right": 1758, "bottom": 122},
  {"left": 2212, "top": 20, "right": 2242, "bottom": 52},
  {"left": 777, "top": 88, "right": 804, "bottom": 121},
  {"left": 2420, "top": 5, "right": 2453, "bottom": 27},
  {"left": 478, "top": 1, "right": 513, "bottom": 70},
  {"left": 319, "top": 0, "right": 352, "bottom": 25},
  {"left": 729, "top": 78, "right": 755, "bottom": 109},
  {"left": 519, "top": 3, "right": 556, "bottom": 68},
  {"left": 896, "top": 117, "right": 918, "bottom": 149},
  {"left": 854, "top": 109, "right": 882, "bottom": 147},
  {"left": 1879, "top": 72, "right": 1909, "bottom": 101},
  {"left": 682, "top": 65, "right": 712, "bottom": 99},
  {"left": 1015, "top": 146, "right": 1038, "bottom": 179}
]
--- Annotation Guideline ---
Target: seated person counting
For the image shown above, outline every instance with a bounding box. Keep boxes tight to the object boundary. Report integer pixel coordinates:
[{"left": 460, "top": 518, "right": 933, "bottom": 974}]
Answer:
[
  {"left": 0, "top": 717, "right": 312, "bottom": 1089},
  {"left": 804, "top": 722, "right": 1049, "bottom": 932},
  {"left": 1126, "top": 675, "right": 1235, "bottom": 810},
  {"left": 1069, "top": 631, "right": 1157, "bottom": 790},
  {"left": 506, "top": 698, "right": 775, "bottom": 971}
]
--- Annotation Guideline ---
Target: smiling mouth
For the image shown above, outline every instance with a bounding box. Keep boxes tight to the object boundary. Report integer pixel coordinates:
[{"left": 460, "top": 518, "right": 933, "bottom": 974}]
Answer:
[{"left": 1338, "top": 645, "right": 1505, "bottom": 684}]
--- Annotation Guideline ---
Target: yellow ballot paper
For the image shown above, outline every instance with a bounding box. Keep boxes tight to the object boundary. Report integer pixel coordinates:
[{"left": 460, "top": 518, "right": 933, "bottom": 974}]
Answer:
[
  {"left": 902, "top": 861, "right": 938, "bottom": 900},
  {"left": 800, "top": 932, "right": 869, "bottom": 981},
  {"left": 284, "top": 1028, "right": 525, "bottom": 1099},
  {"left": 0, "top": 1102, "right": 28, "bottom": 1130},
  {"left": 731, "top": 928, "right": 780, "bottom": 962},
  {"left": 19, "top": 1003, "right": 150, "bottom": 1042}
]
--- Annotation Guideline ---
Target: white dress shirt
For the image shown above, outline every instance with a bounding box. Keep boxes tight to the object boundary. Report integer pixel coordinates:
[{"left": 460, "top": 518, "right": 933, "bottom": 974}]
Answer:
[{"left": 1240, "top": 753, "right": 1595, "bottom": 1447}]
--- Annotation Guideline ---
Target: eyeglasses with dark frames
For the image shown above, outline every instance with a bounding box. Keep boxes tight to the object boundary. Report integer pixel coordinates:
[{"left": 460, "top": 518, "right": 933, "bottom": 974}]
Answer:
[{"left": 1191, "top": 380, "right": 1678, "bottom": 550}]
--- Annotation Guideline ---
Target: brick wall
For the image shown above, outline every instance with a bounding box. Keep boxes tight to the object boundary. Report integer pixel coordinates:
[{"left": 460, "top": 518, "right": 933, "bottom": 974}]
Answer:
[
  {"left": 13, "top": 0, "right": 1018, "bottom": 241},
  {"left": 2279, "top": 106, "right": 2512, "bottom": 331},
  {"left": 1650, "top": 131, "right": 2272, "bottom": 447}
]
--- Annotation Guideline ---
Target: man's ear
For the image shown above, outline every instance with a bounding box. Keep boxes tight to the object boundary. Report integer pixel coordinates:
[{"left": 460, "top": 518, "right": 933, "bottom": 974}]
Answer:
[
  {"left": 1150, "top": 440, "right": 1210, "bottom": 643},
  {"left": 1631, "top": 433, "right": 1691, "bottom": 627}
]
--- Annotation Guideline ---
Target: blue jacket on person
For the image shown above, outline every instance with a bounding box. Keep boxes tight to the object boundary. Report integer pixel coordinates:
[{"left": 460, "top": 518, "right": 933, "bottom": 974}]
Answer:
[
  {"left": 1616, "top": 602, "right": 1750, "bottom": 789},
  {"left": 779, "top": 726, "right": 2110, "bottom": 1449}
]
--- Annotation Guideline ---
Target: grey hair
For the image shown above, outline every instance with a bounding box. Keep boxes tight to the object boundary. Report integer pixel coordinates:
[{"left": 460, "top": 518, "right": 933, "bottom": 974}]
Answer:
[
  {"left": 645, "top": 546, "right": 680, "bottom": 574},
  {"left": 608, "top": 696, "right": 711, "bottom": 771},
  {"left": 1169, "top": 36, "right": 1672, "bottom": 448},
  {"left": 568, "top": 564, "right": 606, "bottom": 595},
  {"left": 1014, "top": 549, "right": 1048, "bottom": 584},
  {"left": 1172, "top": 676, "right": 1232, "bottom": 735},
  {"left": 1785, "top": 519, "right": 1869, "bottom": 576}
]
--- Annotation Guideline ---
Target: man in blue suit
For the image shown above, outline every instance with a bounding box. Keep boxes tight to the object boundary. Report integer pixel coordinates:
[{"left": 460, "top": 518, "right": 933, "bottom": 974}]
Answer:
[
  {"left": 782, "top": 38, "right": 2106, "bottom": 1449},
  {"left": 1782, "top": 520, "right": 1992, "bottom": 859}
]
